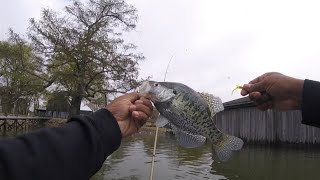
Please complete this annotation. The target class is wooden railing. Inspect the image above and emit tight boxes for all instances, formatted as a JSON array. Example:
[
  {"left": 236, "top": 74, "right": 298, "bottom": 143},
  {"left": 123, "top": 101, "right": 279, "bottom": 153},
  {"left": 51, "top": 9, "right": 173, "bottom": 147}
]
[{"left": 0, "top": 116, "right": 51, "bottom": 136}]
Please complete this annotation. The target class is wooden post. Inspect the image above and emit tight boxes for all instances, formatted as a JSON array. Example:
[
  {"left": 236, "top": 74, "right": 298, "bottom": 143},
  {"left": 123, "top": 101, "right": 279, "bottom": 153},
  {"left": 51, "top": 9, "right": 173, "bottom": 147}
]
[
  {"left": 14, "top": 119, "right": 17, "bottom": 135},
  {"left": 3, "top": 120, "right": 6, "bottom": 137}
]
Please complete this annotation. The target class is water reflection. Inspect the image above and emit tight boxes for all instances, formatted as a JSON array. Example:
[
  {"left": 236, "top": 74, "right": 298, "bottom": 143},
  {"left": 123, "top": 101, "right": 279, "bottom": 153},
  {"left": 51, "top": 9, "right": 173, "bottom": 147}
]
[
  {"left": 215, "top": 145, "right": 320, "bottom": 180},
  {"left": 92, "top": 133, "right": 320, "bottom": 180}
]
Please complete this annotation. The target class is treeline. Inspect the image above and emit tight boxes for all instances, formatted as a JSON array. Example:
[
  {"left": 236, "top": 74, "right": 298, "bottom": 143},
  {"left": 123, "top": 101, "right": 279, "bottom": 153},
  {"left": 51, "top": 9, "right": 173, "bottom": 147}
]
[{"left": 0, "top": 0, "right": 144, "bottom": 117}]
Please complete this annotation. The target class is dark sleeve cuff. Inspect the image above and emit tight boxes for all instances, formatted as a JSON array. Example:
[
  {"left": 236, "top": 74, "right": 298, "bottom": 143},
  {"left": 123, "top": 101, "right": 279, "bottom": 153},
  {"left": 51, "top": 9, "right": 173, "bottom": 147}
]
[
  {"left": 68, "top": 108, "right": 122, "bottom": 158},
  {"left": 91, "top": 109, "right": 122, "bottom": 153},
  {"left": 301, "top": 79, "right": 320, "bottom": 128}
]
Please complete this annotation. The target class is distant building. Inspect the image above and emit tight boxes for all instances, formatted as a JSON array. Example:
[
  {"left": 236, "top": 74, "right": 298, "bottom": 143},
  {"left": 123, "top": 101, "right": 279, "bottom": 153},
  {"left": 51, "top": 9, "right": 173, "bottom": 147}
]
[
  {"left": 34, "top": 108, "right": 93, "bottom": 119},
  {"left": 215, "top": 97, "right": 320, "bottom": 144}
]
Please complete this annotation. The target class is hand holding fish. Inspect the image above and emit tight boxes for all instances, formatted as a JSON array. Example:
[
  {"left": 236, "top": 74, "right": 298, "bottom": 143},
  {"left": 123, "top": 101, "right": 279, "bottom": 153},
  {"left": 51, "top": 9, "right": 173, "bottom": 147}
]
[
  {"left": 241, "top": 72, "right": 304, "bottom": 111},
  {"left": 106, "top": 92, "right": 153, "bottom": 138}
]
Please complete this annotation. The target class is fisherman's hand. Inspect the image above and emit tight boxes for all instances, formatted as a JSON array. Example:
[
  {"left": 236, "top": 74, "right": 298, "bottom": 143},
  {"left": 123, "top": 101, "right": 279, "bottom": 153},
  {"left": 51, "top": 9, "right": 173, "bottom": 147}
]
[
  {"left": 240, "top": 72, "right": 304, "bottom": 111},
  {"left": 106, "top": 92, "right": 153, "bottom": 138}
]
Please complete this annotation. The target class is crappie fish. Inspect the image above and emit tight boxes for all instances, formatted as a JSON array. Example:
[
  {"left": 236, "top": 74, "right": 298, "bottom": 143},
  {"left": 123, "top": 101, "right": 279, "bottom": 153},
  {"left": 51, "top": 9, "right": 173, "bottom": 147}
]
[{"left": 139, "top": 81, "right": 244, "bottom": 162}]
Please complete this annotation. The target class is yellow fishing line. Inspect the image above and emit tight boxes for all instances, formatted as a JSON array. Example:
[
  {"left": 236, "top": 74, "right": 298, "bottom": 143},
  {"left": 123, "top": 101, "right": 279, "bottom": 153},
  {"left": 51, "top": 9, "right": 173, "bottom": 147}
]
[{"left": 231, "top": 85, "right": 243, "bottom": 95}]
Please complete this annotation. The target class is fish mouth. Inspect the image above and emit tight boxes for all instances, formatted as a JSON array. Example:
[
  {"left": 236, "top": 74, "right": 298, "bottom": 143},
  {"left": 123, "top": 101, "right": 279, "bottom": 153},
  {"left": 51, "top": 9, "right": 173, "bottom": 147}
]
[{"left": 138, "top": 81, "right": 175, "bottom": 102}]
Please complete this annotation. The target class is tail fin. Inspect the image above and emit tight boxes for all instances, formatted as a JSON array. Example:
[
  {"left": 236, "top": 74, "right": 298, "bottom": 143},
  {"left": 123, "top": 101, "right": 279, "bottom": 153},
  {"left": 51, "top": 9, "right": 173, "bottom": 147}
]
[{"left": 213, "top": 134, "right": 244, "bottom": 162}]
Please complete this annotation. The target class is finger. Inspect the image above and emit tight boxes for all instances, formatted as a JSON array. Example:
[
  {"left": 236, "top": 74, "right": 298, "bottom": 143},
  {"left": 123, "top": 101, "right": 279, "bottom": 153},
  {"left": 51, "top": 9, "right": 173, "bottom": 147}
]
[
  {"left": 132, "top": 111, "right": 148, "bottom": 125},
  {"left": 137, "top": 97, "right": 153, "bottom": 109},
  {"left": 257, "top": 101, "right": 273, "bottom": 111},
  {"left": 138, "top": 92, "right": 152, "bottom": 100},
  {"left": 248, "top": 91, "right": 262, "bottom": 101},
  {"left": 242, "top": 82, "right": 266, "bottom": 95},
  {"left": 133, "top": 104, "right": 153, "bottom": 117},
  {"left": 134, "top": 100, "right": 154, "bottom": 113},
  {"left": 127, "top": 92, "right": 140, "bottom": 103},
  {"left": 240, "top": 76, "right": 263, "bottom": 95},
  {"left": 241, "top": 84, "right": 252, "bottom": 96},
  {"left": 250, "top": 81, "right": 269, "bottom": 93},
  {"left": 249, "top": 92, "right": 272, "bottom": 106},
  {"left": 246, "top": 73, "right": 276, "bottom": 93},
  {"left": 133, "top": 111, "right": 149, "bottom": 121},
  {"left": 129, "top": 105, "right": 137, "bottom": 112},
  {"left": 240, "top": 89, "right": 249, "bottom": 96}
]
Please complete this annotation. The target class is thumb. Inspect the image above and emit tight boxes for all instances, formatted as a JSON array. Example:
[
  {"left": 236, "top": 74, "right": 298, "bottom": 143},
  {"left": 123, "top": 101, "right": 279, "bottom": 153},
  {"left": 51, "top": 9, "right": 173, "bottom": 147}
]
[{"left": 244, "top": 81, "right": 267, "bottom": 93}]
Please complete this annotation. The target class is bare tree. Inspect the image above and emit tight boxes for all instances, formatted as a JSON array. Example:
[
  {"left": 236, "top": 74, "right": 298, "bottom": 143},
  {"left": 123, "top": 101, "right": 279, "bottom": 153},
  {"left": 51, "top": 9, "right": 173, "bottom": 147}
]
[{"left": 28, "top": 0, "right": 144, "bottom": 117}]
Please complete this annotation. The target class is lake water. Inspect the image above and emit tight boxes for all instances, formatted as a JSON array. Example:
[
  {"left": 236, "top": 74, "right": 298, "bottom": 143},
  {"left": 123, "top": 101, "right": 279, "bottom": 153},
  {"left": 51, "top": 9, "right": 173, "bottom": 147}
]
[{"left": 91, "top": 131, "right": 320, "bottom": 180}]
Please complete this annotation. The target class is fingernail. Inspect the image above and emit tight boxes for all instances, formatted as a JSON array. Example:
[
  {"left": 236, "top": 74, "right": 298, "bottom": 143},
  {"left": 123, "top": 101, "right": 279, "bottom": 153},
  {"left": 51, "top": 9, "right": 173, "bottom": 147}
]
[{"left": 240, "top": 90, "right": 247, "bottom": 96}]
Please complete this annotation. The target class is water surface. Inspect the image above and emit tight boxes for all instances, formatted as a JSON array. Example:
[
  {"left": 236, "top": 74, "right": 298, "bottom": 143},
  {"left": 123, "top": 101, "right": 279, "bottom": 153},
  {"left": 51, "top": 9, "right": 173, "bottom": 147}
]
[{"left": 92, "top": 132, "right": 320, "bottom": 180}]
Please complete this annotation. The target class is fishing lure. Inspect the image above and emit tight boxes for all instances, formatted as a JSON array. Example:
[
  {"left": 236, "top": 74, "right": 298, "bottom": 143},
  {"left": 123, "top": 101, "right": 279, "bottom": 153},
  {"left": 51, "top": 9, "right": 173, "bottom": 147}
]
[{"left": 231, "top": 85, "right": 243, "bottom": 95}]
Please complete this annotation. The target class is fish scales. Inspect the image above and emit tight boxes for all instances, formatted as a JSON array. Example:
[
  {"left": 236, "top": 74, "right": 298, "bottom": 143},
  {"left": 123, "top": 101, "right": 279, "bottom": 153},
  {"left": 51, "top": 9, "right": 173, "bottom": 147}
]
[
  {"left": 155, "top": 82, "right": 218, "bottom": 137},
  {"left": 170, "top": 84, "right": 213, "bottom": 136}
]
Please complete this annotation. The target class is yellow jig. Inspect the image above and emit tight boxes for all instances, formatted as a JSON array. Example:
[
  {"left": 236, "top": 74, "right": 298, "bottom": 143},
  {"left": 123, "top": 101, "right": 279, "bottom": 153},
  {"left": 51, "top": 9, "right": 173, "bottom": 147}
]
[{"left": 231, "top": 85, "right": 243, "bottom": 95}]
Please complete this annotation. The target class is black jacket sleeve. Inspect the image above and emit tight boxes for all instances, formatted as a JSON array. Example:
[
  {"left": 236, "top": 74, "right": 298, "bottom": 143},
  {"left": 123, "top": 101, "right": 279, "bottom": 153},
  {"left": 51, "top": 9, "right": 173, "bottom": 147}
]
[
  {"left": 301, "top": 79, "right": 320, "bottom": 128},
  {"left": 0, "top": 108, "right": 121, "bottom": 180}
]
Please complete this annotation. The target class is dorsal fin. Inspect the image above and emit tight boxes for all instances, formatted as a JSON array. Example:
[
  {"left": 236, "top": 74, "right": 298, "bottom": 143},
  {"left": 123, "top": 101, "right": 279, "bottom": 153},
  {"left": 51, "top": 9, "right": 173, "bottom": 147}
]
[{"left": 198, "top": 92, "right": 224, "bottom": 117}]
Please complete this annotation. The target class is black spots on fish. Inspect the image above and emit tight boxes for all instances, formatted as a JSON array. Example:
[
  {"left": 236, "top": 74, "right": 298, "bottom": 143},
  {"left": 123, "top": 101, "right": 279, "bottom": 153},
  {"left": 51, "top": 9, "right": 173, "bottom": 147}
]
[
  {"left": 183, "top": 94, "right": 195, "bottom": 106},
  {"left": 183, "top": 100, "right": 193, "bottom": 109},
  {"left": 190, "top": 112, "right": 198, "bottom": 119},
  {"left": 210, "top": 131, "right": 223, "bottom": 141},
  {"left": 202, "top": 114, "right": 210, "bottom": 121}
]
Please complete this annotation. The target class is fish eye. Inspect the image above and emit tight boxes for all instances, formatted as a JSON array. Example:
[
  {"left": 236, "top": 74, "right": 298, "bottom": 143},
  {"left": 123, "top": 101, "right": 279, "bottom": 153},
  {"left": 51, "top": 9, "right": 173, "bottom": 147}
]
[
  {"left": 154, "top": 83, "right": 159, "bottom": 87},
  {"left": 173, "top": 89, "right": 177, "bottom": 94}
]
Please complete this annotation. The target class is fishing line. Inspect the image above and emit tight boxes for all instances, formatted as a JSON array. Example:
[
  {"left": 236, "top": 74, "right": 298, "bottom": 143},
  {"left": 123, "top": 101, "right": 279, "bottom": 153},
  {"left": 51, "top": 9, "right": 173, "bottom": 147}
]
[{"left": 149, "top": 54, "right": 174, "bottom": 180}]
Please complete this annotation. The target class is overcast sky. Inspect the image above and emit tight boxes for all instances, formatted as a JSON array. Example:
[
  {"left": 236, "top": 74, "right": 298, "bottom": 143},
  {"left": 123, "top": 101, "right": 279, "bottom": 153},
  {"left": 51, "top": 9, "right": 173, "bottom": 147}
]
[{"left": 1, "top": 0, "right": 320, "bottom": 103}]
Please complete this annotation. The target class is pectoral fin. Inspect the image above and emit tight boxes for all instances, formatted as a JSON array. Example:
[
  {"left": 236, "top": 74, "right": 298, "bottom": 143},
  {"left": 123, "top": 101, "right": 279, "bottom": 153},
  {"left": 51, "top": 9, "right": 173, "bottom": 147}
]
[{"left": 171, "top": 124, "right": 206, "bottom": 148}]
